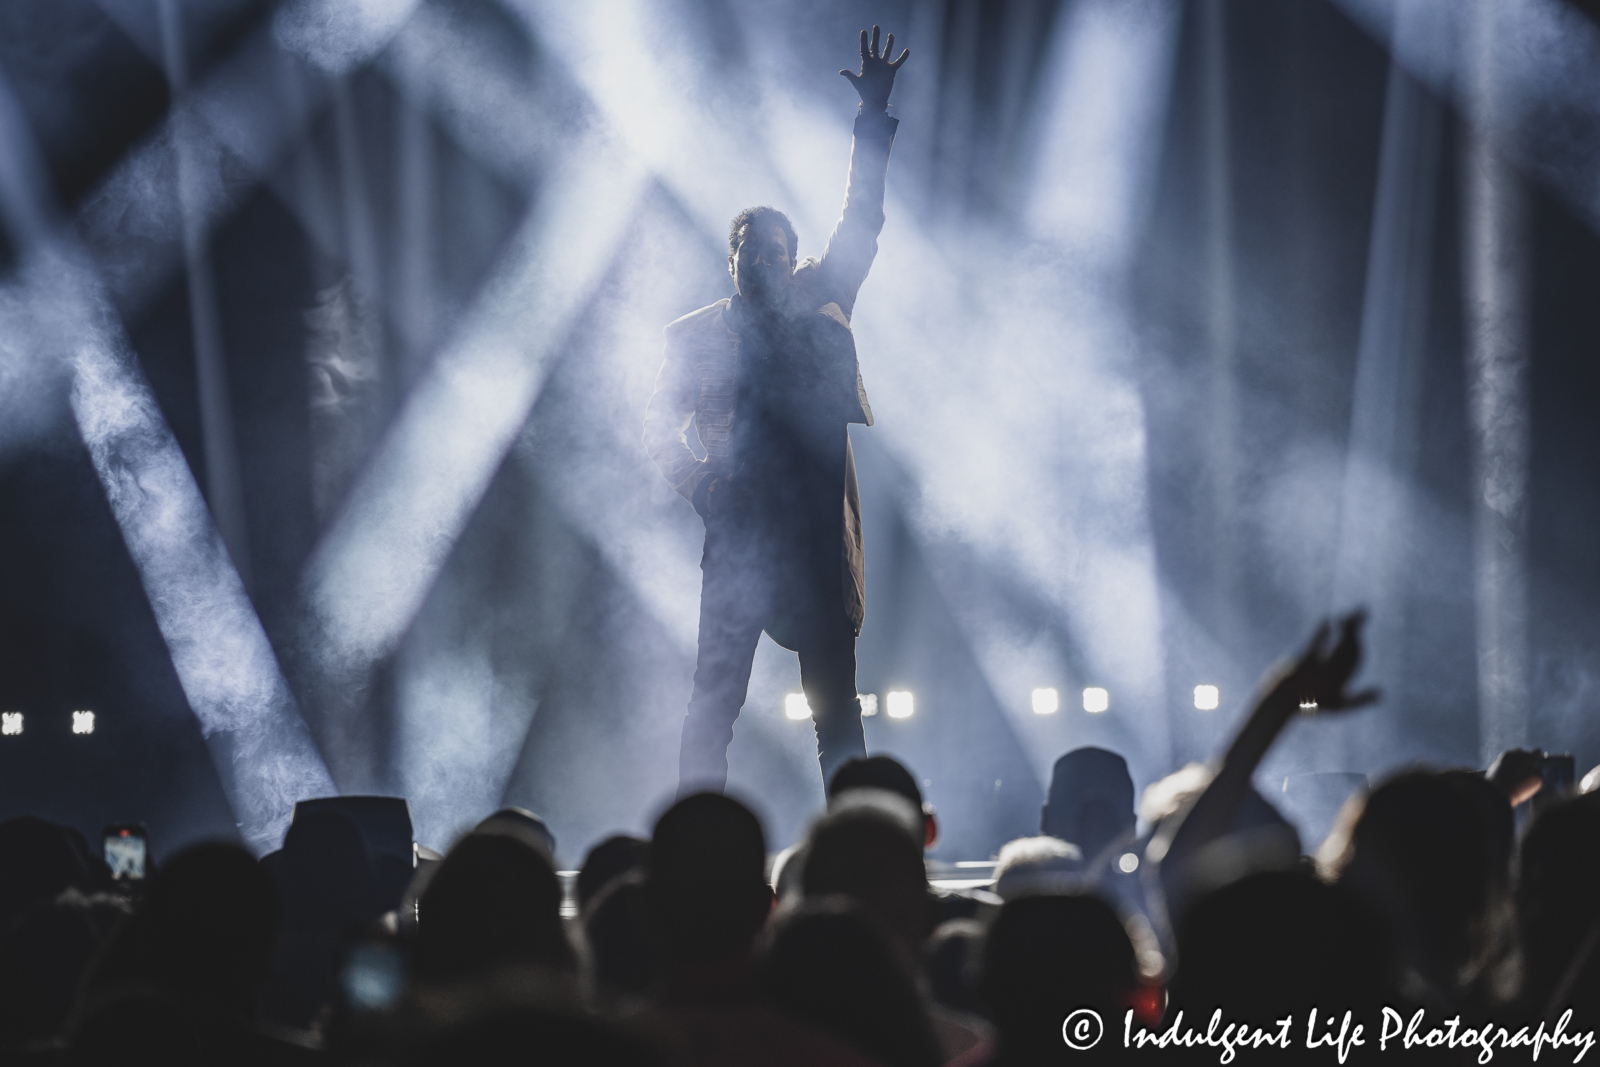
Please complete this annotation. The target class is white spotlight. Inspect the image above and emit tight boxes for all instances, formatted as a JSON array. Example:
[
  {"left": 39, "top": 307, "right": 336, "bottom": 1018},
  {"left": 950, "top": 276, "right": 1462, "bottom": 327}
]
[
  {"left": 784, "top": 693, "right": 811, "bottom": 721},
  {"left": 1193, "top": 685, "right": 1219, "bottom": 710},
  {"left": 859, "top": 693, "right": 878, "bottom": 717},
  {"left": 1298, "top": 700, "right": 1318, "bottom": 711},
  {"left": 72, "top": 710, "right": 95, "bottom": 735},
  {"left": 1081, "top": 687, "right": 1109, "bottom": 714},
  {"left": 1032, "top": 687, "right": 1060, "bottom": 715},
  {"left": 1118, "top": 852, "right": 1140, "bottom": 873},
  {"left": 886, "top": 691, "right": 914, "bottom": 719},
  {"left": 1, "top": 712, "right": 21, "bottom": 736}
]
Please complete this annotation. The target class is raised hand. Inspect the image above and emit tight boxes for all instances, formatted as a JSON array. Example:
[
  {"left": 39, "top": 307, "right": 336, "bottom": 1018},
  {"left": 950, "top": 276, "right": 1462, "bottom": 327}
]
[
  {"left": 840, "top": 25, "right": 909, "bottom": 112},
  {"left": 1275, "top": 610, "right": 1381, "bottom": 715}
]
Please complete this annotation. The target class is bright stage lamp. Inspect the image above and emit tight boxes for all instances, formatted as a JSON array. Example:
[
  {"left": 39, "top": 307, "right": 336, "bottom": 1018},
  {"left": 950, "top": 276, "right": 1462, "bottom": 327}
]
[
  {"left": 859, "top": 693, "right": 878, "bottom": 717},
  {"left": 1031, "top": 687, "right": 1060, "bottom": 714},
  {"left": 1, "top": 712, "right": 20, "bottom": 736},
  {"left": 886, "top": 691, "right": 914, "bottom": 719},
  {"left": 72, "top": 711, "right": 95, "bottom": 735},
  {"left": 1082, "top": 687, "right": 1109, "bottom": 713},
  {"left": 1194, "top": 685, "right": 1219, "bottom": 710},
  {"left": 784, "top": 693, "right": 811, "bottom": 721}
]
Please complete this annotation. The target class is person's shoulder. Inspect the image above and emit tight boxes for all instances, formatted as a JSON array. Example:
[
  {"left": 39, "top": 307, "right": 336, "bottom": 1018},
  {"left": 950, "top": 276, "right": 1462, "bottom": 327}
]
[{"left": 665, "top": 299, "right": 731, "bottom": 338}]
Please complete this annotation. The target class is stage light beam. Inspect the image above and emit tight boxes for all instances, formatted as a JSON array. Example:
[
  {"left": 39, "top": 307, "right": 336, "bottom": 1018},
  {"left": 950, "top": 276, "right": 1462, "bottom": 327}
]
[
  {"left": 299, "top": 132, "right": 649, "bottom": 784},
  {"left": 0, "top": 68, "right": 337, "bottom": 855}
]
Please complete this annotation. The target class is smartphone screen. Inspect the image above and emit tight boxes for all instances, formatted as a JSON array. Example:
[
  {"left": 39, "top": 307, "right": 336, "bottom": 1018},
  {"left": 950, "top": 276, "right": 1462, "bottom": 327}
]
[{"left": 103, "top": 825, "right": 147, "bottom": 881}]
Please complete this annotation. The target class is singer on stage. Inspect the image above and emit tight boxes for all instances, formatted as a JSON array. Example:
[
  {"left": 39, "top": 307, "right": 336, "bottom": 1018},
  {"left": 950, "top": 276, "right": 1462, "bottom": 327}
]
[{"left": 644, "top": 27, "right": 908, "bottom": 793}]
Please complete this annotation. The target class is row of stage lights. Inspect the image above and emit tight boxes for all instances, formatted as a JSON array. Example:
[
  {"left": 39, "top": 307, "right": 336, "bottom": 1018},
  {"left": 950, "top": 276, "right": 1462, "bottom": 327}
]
[
  {"left": 1, "top": 710, "right": 97, "bottom": 736},
  {"left": 784, "top": 691, "right": 916, "bottom": 721},
  {"left": 781, "top": 684, "right": 1225, "bottom": 721},
  {"left": 1028, "top": 684, "right": 1224, "bottom": 714},
  {"left": 10, "top": 688, "right": 1230, "bottom": 735}
]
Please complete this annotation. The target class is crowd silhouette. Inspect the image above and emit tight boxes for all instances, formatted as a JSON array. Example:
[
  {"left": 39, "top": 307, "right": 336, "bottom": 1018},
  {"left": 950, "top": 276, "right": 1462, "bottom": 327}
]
[{"left": 3, "top": 613, "right": 1599, "bottom": 1065}]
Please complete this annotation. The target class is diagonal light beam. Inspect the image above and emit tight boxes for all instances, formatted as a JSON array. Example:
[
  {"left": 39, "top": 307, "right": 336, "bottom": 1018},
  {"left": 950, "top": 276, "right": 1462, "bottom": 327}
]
[
  {"left": 0, "top": 70, "right": 335, "bottom": 855},
  {"left": 297, "top": 127, "right": 650, "bottom": 781}
]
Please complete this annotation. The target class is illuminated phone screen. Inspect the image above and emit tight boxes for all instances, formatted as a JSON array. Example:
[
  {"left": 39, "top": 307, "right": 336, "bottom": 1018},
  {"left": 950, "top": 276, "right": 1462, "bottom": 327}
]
[{"left": 104, "top": 832, "right": 146, "bottom": 880}]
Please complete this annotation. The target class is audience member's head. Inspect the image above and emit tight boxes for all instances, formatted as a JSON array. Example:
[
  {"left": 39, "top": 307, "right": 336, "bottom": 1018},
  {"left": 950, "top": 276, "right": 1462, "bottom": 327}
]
[
  {"left": 474, "top": 808, "right": 558, "bottom": 864},
  {"left": 1042, "top": 747, "right": 1136, "bottom": 863},
  {"left": 0, "top": 889, "right": 129, "bottom": 1048},
  {"left": 1517, "top": 791, "right": 1600, "bottom": 1016},
  {"left": 1324, "top": 769, "right": 1498, "bottom": 999},
  {"left": 1171, "top": 870, "right": 1393, "bottom": 1017},
  {"left": 992, "top": 836, "right": 1084, "bottom": 901},
  {"left": 830, "top": 755, "right": 937, "bottom": 849},
  {"left": 923, "top": 918, "right": 986, "bottom": 1017},
  {"left": 1442, "top": 769, "right": 1515, "bottom": 893},
  {"left": 583, "top": 872, "right": 655, "bottom": 1001},
  {"left": 981, "top": 894, "right": 1137, "bottom": 1058},
  {"left": 0, "top": 816, "right": 96, "bottom": 932},
  {"left": 759, "top": 898, "right": 943, "bottom": 1067},
  {"left": 645, "top": 793, "right": 770, "bottom": 972},
  {"left": 577, "top": 835, "right": 649, "bottom": 913},
  {"left": 416, "top": 832, "right": 575, "bottom": 982},
  {"left": 82, "top": 842, "right": 276, "bottom": 1018},
  {"left": 801, "top": 790, "right": 932, "bottom": 959}
]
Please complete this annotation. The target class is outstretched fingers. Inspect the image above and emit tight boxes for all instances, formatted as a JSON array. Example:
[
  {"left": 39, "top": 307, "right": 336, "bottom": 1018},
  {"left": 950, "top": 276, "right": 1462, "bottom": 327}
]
[
  {"left": 860, "top": 27, "right": 870, "bottom": 61},
  {"left": 870, "top": 24, "right": 881, "bottom": 58},
  {"left": 890, "top": 47, "right": 910, "bottom": 69},
  {"left": 1311, "top": 609, "right": 1378, "bottom": 710}
]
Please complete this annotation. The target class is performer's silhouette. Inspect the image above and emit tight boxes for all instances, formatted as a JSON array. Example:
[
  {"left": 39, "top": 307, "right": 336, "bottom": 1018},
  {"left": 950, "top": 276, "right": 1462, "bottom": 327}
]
[{"left": 644, "top": 27, "right": 909, "bottom": 793}]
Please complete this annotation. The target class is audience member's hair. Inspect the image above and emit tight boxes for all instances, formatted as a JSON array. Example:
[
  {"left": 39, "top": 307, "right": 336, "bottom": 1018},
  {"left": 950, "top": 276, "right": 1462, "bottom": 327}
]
[
  {"left": 645, "top": 793, "right": 770, "bottom": 967},
  {"left": 1326, "top": 769, "right": 1498, "bottom": 1001},
  {"left": 80, "top": 842, "right": 275, "bottom": 1018},
  {"left": 0, "top": 889, "right": 129, "bottom": 1048},
  {"left": 923, "top": 918, "right": 986, "bottom": 1017},
  {"left": 583, "top": 872, "right": 655, "bottom": 1000},
  {"left": 830, "top": 756, "right": 935, "bottom": 849},
  {"left": 829, "top": 755, "right": 924, "bottom": 809},
  {"left": 475, "top": 808, "right": 558, "bottom": 863},
  {"left": 416, "top": 832, "right": 575, "bottom": 982},
  {"left": 982, "top": 894, "right": 1136, "bottom": 1060},
  {"left": 1518, "top": 791, "right": 1600, "bottom": 1017},
  {"left": 801, "top": 790, "right": 931, "bottom": 956},
  {"left": 0, "top": 817, "right": 97, "bottom": 932},
  {"left": 1171, "top": 870, "right": 1393, "bottom": 1016},
  {"left": 759, "top": 898, "right": 943, "bottom": 1067},
  {"left": 577, "top": 835, "right": 648, "bottom": 913},
  {"left": 992, "top": 836, "right": 1084, "bottom": 901}
]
